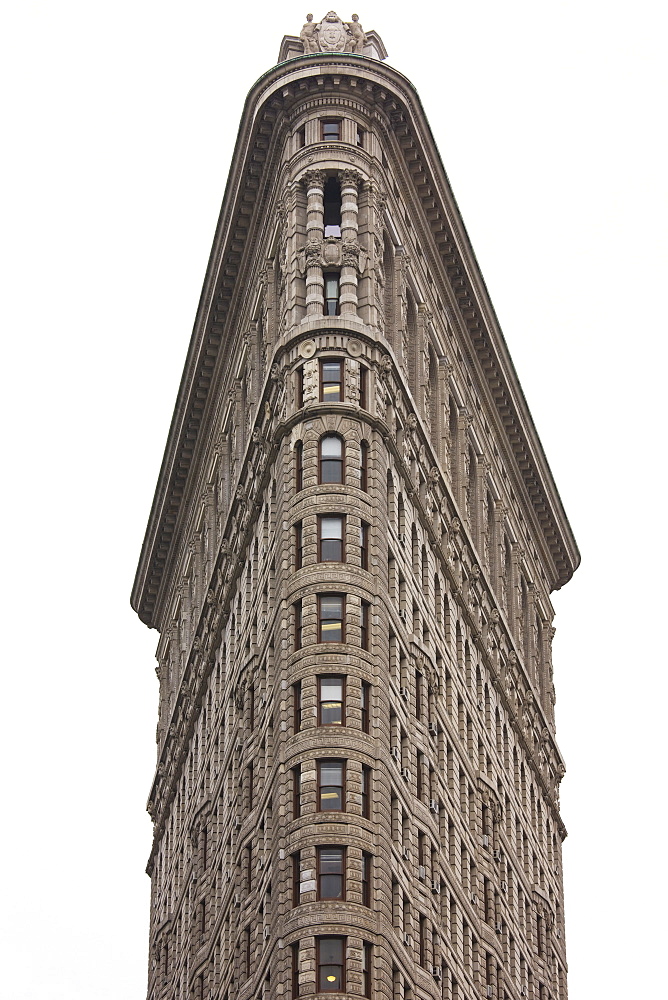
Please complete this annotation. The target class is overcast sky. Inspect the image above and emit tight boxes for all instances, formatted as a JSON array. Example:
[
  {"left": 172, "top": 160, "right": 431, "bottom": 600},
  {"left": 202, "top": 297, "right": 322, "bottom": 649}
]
[{"left": 1, "top": 1, "right": 666, "bottom": 997}]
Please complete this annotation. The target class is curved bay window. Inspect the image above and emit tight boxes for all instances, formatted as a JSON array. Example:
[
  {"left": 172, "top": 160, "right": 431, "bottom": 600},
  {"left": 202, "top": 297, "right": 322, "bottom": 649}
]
[
  {"left": 318, "top": 593, "right": 344, "bottom": 642},
  {"left": 319, "top": 515, "right": 344, "bottom": 561},
  {"left": 323, "top": 273, "right": 341, "bottom": 316},
  {"left": 319, "top": 435, "right": 344, "bottom": 484},
  {"left": 318, "top": 759, "right": 345, "bottom": 811},
  {"left": 317, "top": 846, "right": 345, "bottom": 900},
  {"left": 318, "top": 675, "right": 344, "bottom": 725},
  {"left": 317, "top": 937, "right": 345, "bottom": 992},
  {"left": 320, "top": 359, "right": 343, "bottom": 401}
]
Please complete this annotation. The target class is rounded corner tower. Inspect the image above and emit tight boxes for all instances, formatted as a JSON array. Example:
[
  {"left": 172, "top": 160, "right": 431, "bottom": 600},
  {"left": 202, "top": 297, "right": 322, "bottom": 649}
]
[{"left": 132, "top": 12, "right": 579, "bottom": 1000}]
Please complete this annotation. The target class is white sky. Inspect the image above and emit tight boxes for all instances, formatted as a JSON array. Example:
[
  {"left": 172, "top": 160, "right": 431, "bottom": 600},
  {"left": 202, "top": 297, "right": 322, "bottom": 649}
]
[{"left": 1, "top": 1, "right": 666, "bottom": 997}]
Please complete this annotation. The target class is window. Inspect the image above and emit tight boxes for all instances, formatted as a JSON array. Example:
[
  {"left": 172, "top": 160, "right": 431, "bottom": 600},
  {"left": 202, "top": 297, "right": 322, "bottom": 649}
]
[
  {"left": 320, "top": 359, "right": 343, "bottom": 401},
  {"left": 359, "top": 440, "right": 369, "bottom": 491},
  {"left": 295, "top": 441, "right": 304, "bottom": 491},
  {"left": 356, "top": 126, "right": 365, "bottom": 149},
  {"left": 292, "top": 851, "right": 301, "bottom": 906},
  {"left": 361, "top": 765, "right": 371, "bottom": 818},
  {"left": 294, "top": 599, "right": 303, "bottom": 650},
  {"left": 293, "top": 681, "right": 302, "bottom": 733},
  {"left": 362, "top": 942, "right": 372, "bottom": 998},
  {"left": 292, "top": 765, "right": 301, "bottom": 818},
  {"left": 360, "top": 521, "right": 369, "bottom": 570},
  {"left": 319, "top": 435, "right": 344, "bottom": 484},
  {"left": 291, "top": 942, "right": 300, "bottom": 998},
  {"left": 323, "top": 176, "right": 342, "bottom": 237},
  {"left": 319, "top": 515, "right": 344, "bottom": 561},
  {"left": 359, "top": 365, "right": 368, "bottom": 409},
  {"left": 318, "top": 759, "right": 345, "bottom": 811},
  {"left": 318, "top": 675, "right": 345, "bottom": 725},
  {"left": 323, "top": 273, "right": 340, "bottom": 316},
  {"left": 317, "top": 846, "right": 345, "bottom": 900},
  {"left": 360, "top": 681, "right": 370, "bottom": 734},
  {"left": 318, "top": 594, "right": 344, "bottom": 642},
  {"left": 297, "top": 126, "right": 306, "bottom": 149},
  {"left": 317, "top": 937, "right": 345, "bottom": 992},
  {"left": 321, "top": 119, "right": 341, "bottom": 142},
  {"left": 295, "top": 521, "right": 303, "bottom": 569},
  {"left": 296, "top": 365, "right": 304, "bottom": 408},
  {"left": 360, "top": 600, "right": 370, "bottom": 651},
  {"left": 361, "top": 853, "right": 372, "bottom": 908}
]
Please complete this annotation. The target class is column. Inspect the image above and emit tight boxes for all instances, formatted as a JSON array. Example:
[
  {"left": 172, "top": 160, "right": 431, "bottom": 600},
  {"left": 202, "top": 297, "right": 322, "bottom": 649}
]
[
  {"left": 304, "top": 170, "right": 325, "bottom": 315},
  {"left": 338, "top": 169, "right": 361, "bottom": 316}
]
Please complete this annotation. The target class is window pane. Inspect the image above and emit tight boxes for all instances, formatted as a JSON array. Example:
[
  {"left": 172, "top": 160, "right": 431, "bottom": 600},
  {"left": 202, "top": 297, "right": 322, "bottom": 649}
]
[
  {"left": 321, "top": 676, "right": 343, "bottom": 701},
  {"left": 319, "top": 937, "right": 343, "bottom": 963},
  {"left": 321, "top": 436, "right": 342, "bottom": 458},
  {"left": 320, "top": 847, "right": 344, "bottom": 872},
  {"left": 321, "top": 459, "right": 343, "bottom": 483},
  {"left": 320, "top": 762, "right": 343, "bottom": 785}
]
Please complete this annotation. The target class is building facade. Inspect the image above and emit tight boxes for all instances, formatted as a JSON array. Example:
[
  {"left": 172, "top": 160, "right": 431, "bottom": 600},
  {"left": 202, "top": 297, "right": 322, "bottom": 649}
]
[{"left": 131, "top": 14, "right": 579, "bottom": 1000}]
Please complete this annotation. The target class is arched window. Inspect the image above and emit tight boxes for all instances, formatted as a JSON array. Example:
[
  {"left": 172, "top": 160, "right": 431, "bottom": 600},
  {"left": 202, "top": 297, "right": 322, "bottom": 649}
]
[{"left": 319, "top": 435, "right": 344, "bottom": 483}]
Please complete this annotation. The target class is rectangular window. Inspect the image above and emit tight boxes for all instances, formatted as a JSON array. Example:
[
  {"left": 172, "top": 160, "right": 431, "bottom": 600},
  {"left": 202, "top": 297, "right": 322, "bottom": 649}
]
[
  {"left": 318, "top": 675, "right": 345, "bottom": 725},
  {"left": 295, "top": 441, "right": 304, "bottom": 492},
  {"left": 362, "top": 853, "right": 372, "bottom": 908},
  {"left": 323, "top": 273, "right": 340, "bottom": 316},
  {"left": 361, "top": 764, "right": 371, "bottom": 818},
  {"left": 360, "top": 521, "right": 369, "bottom": 570},
  {"left": 317, "top": 846, "right": 345, "bottom": 900},
  {"left": 292, "top": 851, "right": 301, "bottom": 906},
  {"left": 360, "top": 600, "right": 370, "bottom": 651},
  {"left": 321, "top": 119, "right": 341, "bottom": 141},
  {"left": 320, "top": 360, "right": 343, "bottom": 402},
  {"left": 293, "top": 681, "right": 302, "bottom": 733},
  {"left": 318, "top": 593, "right": 344, "bottom": 642},
  {"left": 293, "top": 765, "right": 302, "bottom": 819},
  {"left": 362, "top": 942, "right": 372, "bottom": 998},
  {"left": 294, "top": 599, "right": 303, "bottom": 650},
  {"left": 356, "top": 126, "right": 365, "bottom": 149},
  {"left": 359, "top": 441, "right": 368, "bottom": 491},
  {"left": 318, "top": 759, "right": 345, "bottom": 812},
  {"left": 297, "top": 126, "right": 306, "bottom": 149},
  {"left": 359, "top": 365, "right": 368, "bottom": 409},
  {"left": 292, "top": 942, "right": 300, "bottom": 998},
  {"left": 319, "top": 515, "right": 345, "bottom": 561},
  {"left": 296, "top": 365, "right": 305, "bottom": 408},
  {"left": 295, "top": 521, "right": 303, "bottom": 569},
  {"left": 317, "top": 937, "right": 345, "bottom": 992},
  {"left": 361, "top": 681, "right": 370, "bottom": 734}
]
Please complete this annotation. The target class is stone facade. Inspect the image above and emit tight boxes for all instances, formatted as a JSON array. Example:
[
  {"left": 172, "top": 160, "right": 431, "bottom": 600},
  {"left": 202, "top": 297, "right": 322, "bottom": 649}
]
[{"left": 131, "top": 16, "right": 579, "bottom": 1000}]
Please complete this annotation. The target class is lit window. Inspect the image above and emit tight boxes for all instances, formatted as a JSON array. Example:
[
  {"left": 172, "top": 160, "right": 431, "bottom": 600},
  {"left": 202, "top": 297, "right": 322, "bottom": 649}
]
[
  {"left": 323, "top": 273, "right": 340, "bottom": 315},
  {"left": 317, "top": 846, "right": 345, "bottom": 900},
  {"left": 319, "top": 435, "right": 344, "bottom": 484},
  {"left": 319, "top": 515, "right": 345, "bottom": 561},
  {"left": 319, "top": 675, "right": 344, "bottom": 725},
  {"left": 318, "top": 594, "right": 344, "bottom": 642},
  {"left": 320, "top": 359, "right": 343, "bottom": 401},
  {"left": 318, "top": 759, "right": 345, "bottom": 811},
  {"left": 317, "top": 937, "right": 345, "bottom": 992},
  {"left": 321, "top": 119, "right": 341, "bottom": 142}
]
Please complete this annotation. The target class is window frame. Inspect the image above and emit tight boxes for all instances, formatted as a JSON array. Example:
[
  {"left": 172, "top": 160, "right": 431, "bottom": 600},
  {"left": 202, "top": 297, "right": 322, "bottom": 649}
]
[
  {"left": 317, "top": 593, "right": 345, "bottom": 643},
  {"left": 360, "top": 680, "right": 370, "bottom": 734},
  {"left": 317, "top": 936, "right": 346, "bottom": 993},
  {"left": 362, "top": 942, "right": 372, "bottom": 998},
  {"left": 319, "top": 434, "right": 344, "bottom": 485},
  {"left": 359, "top": 440, "right": 369, "bottom": 492},
  {"left": 318, "top": 674, "right": 345, "bottom": 726},
  {"left": 295, "top": 441, "right": 304, "bottom": 492},
  {"left": 320, "top": 358, "right": 344, "bottom": 403},
  {"left": 294, "top": 599, "right": 303, "bottom": 651},
  {"left": 292, "top": 851, "right": 301, "bottom": 907},
  {"left": 293, "top": 680, "right": 302, "bottom": 733},
  {"left": 360, "top": 521, "right": 369, "bottom": 570},
  {"left": 323, "top": 272, "right": 341, "bottom": 316},
  {"left": 320, "top": 118, "right": 342, "bottom": 142},
  {"left": 361, "top": 853, "right": 372, "bottom": 908},
  {"left": 361, "top": 764, "right": 371, "bottom": 819},
  {"left": 295, "top": 520, "right": 303, "bottom": 570},
  {"left": 317, "top": 758, "right": 346, "bottom": 813},
  {"left": 318, "top": 514, "right": 345, "bottom": 562},
  {"left": 360, "top": 600, "right": 370, "bottom": 651},
  {"left": 317, "top": 845, "right": 346, "bottom": 901},
  {"left": 292, "top": 764, "right": 302, "bottom": 819}
]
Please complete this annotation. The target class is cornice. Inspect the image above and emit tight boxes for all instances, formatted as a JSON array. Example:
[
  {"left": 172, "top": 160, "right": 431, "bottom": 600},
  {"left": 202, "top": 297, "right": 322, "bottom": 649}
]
[{"left": 132, "top": 51, "right": 579, "bottom": 632}]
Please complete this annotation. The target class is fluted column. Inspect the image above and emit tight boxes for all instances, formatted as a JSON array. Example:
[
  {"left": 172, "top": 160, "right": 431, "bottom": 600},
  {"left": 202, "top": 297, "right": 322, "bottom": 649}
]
[
  {"left": 338, "top": 169, "right": 361, "bottom": 315},
  {"left": 304, "top": 170, "right": 325, "bottom": 315}
]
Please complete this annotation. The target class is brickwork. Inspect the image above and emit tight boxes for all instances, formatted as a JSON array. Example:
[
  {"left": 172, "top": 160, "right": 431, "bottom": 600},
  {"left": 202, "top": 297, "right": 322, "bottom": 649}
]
[{"left": 132, "top": 21, "right": 578, "bottom": 1000}]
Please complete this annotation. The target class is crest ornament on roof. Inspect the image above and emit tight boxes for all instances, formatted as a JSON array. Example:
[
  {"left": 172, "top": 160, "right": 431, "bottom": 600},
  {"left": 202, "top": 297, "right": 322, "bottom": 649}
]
[{"left": 300, "top": 12, "right": 367, "bottom": 54}]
